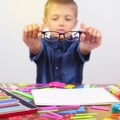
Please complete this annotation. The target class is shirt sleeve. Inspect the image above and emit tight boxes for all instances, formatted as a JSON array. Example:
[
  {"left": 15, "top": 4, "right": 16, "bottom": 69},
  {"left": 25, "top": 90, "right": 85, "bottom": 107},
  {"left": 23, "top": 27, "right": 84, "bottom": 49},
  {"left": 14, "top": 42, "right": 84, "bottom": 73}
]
[
  {"left": 76, "top": 43, "right": 90, "bottom": 63},
  {"left": 30, "top": 42, "right": 44, "bottom": 62}
]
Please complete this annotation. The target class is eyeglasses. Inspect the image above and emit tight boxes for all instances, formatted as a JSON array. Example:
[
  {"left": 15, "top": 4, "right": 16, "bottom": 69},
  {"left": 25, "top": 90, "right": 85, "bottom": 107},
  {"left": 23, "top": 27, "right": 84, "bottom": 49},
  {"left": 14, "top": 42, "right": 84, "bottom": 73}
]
[{"left": 41, "top": 30, "right": 82, "bottom": 42}]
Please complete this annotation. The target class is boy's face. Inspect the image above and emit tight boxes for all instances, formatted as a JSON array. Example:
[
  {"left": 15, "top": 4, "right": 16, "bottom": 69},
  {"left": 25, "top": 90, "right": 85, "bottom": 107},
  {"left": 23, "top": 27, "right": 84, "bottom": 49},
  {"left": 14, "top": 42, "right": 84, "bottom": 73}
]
[{"left": 44, "top": 4, "right": 78, "bottom": 39}]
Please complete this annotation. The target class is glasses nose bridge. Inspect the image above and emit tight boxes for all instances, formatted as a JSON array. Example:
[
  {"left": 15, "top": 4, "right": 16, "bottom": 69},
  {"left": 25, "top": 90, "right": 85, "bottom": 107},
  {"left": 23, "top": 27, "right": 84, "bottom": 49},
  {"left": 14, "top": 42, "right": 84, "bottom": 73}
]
[{"left": 59, "top": 33, "right": 65, "bottom": 38}]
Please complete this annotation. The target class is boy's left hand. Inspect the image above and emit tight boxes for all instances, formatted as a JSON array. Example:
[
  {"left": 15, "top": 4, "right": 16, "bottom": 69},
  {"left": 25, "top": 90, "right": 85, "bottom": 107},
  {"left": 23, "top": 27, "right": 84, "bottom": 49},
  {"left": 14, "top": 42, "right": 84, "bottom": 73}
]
[{"left": 80, "top": 23, "right": 102, "bottom": 53}]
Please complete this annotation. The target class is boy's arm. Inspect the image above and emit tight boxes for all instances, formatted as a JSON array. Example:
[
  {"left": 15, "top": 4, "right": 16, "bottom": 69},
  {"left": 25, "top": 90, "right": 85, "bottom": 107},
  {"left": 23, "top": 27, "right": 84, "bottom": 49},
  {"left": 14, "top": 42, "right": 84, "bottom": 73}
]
[
  {"left": 22, "top": 23, "right": 44, "bottom": 55},
  {"left": 79, "top": 23, "right": 102, "bottom": 55}
]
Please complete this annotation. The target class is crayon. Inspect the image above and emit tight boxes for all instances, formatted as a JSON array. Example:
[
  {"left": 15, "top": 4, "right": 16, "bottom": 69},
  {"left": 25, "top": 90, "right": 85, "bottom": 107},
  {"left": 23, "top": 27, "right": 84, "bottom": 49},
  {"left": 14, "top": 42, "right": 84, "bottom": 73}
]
[
  {"left": 0, "top": 95, "right": 11, "bottom": 99},
  {"left": 64, "top": 84, "right": 75, "bottom": 88},
  {"left": 1, "top": 83, "right": 7, "bottom": 88},
  {"left": 11, "top": 90, "right": 33, "bottom": 100},
  {"left": 0, "top": 105, "right": 27, "bottom": 113},
  {"left": 58, "top": 109, "right": 77, "bottom": 114},
  {"left": 37, "top": 109, "right": 58, "bottom": 113},
  {"left": 76, "top": 106, "right": 85, "bottom": 112},
  {"left": 8, "top": 83, "right": 19, "bottom": 90},
  {"left": 70, "top": 115, "right": 94, "bottom": 119},
  {"left": 40, "top": 113, "right": 62, "bottom": 119},
  {"left": 75, "top": 113, "right": 97, "bottom": 116},
  {"left": 91, "top": 105, "right": 110, "bottom": 111},
  {"left": 39, "top": 106, "right": 58, "bottom": 110},
  {"left": 91, "top": 84, "right": 96, "bottom": 88},
  {"left": 0, "top": 98, "right": 17, "bottom": 103},
  {"left": 73, "top": 118, "right": 97, "bottom": 120},
  {"left": 8, "top": 116, "right": 23, "bottom": 120},
  {"left": 47, "top": 111, "right": 63, "bottom": 118},
  {"left": 59, "top": 105, "right": 80, "bottom": 109},
  {"left": 84, "top": 84, "right": 91, "bottom": 88},
  {"left": 0, "top": 100, "right": 19, "bottom": 108}
]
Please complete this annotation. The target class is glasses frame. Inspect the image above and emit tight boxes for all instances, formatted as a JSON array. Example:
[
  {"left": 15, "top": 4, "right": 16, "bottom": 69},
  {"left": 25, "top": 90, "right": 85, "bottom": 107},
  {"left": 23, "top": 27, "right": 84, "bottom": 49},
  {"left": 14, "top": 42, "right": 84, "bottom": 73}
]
[{"left": 41, "top": 30, "right": 82, "bottom": 42}]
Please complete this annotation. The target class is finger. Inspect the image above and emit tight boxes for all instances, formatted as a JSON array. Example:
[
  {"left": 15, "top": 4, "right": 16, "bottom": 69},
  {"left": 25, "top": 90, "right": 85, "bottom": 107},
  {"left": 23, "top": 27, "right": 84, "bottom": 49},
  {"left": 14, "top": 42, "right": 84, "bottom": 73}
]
[
  {"left": 92, "top": 29, "right": 102, "bottom": 42},
  {"left": 38, "top": 32, "right": 42, "bottom": 38},
  {"left": 96, "top": 30, "right": 102, "bottom": 41},
  {"left": 95, "top": 31, "right": 102, "bottom": 46},
  {"left": 80, "top": 23, "right": 86, "bottom": 32},
  {"left": 38, "top": 23, "right": 45, "bottom": 38},
  {"left": 86, "top": 27, "right": 93, "bottom": 42},
  {"left": 80, "top": 33, "right": 86, "bottom": 41},
  {"left": 23, "top": 26, "right": 29, "bottom": 38},
  {"left": 27, "top": 24, "right": 33, "bottom": 38},
  {"left": 90, "top": 29, "right": 98, "bottom": 43},
  {"left": 32, "top": 24, "right": 39, "bottom": 39},
  {"left": 80, "top": 23, "right": 87, "bottom": 40}
]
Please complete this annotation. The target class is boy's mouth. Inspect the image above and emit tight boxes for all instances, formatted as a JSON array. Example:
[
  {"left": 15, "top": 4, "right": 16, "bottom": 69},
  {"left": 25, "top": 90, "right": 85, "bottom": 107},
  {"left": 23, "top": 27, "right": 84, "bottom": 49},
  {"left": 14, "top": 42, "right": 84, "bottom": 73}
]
[{"left": 56, "top": 29, "right": 65, "bottom": 33}]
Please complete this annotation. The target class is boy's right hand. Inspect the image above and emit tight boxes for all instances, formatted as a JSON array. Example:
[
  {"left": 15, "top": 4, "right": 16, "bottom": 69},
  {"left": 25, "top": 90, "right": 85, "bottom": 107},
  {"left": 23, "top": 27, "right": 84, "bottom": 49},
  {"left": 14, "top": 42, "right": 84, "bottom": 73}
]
[{"left": 22, "top": 23, "right": 44, "bottom": 54}]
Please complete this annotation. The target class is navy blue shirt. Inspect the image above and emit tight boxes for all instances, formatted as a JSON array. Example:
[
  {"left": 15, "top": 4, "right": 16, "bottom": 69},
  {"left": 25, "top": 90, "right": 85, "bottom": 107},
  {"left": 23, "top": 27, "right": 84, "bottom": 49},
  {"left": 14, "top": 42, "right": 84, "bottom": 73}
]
[{"left": 30, "top": 37, "right": 90, "bottom": 84}]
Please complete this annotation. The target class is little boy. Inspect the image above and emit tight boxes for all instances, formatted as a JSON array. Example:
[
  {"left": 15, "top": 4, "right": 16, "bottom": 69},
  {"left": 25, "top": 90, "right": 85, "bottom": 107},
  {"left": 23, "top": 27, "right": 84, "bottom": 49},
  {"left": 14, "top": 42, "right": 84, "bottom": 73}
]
[{"left": 22, "top": 0, "right": 102, "bottom": 84}]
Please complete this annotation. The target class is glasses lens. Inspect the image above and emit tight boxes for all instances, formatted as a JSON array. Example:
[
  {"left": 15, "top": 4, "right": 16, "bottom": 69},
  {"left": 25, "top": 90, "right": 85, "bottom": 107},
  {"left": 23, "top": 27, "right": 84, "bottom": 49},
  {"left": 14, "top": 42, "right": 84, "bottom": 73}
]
[
  {"left": 65, "top": 31, "right": 79, "bottom": 42},
  {"left": 44, "top": 31, "right": 59, "bottom": 42}
]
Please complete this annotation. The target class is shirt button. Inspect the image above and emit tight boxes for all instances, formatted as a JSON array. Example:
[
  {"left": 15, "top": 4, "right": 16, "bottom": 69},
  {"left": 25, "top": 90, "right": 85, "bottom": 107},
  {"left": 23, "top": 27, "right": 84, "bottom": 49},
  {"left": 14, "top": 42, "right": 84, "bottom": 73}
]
[
  {"left": 59, "top": 42, "right": 62, "bottom": 45},
  {"left": 58, "top": 49, "right": 61, "bottom": 52},
  {"left": 55, "top": 66, "right": 59, "bottom": 70}
]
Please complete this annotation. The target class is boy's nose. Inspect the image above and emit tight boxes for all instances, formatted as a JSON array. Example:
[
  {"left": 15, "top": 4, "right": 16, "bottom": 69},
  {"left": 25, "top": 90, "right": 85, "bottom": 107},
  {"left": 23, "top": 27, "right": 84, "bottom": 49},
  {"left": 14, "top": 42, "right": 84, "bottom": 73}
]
[{"left": 58, "top": 19, "right": 64, "bottom": 26}]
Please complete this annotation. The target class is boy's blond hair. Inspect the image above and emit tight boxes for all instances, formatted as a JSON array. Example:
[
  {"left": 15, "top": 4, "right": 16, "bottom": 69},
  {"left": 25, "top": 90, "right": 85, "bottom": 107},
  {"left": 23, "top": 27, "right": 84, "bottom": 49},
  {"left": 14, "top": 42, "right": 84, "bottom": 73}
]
[{"left": 44, "top": 0, "right": 78, "bottom": 18}]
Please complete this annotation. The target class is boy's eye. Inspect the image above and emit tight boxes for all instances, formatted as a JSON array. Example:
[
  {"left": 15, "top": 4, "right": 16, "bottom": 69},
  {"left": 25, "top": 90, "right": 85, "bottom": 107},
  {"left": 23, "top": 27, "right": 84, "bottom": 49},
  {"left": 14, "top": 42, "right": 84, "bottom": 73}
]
[
  {"left": 65, "top": 18, "right": 72, "bottom": 21},
  {"left": 51, "top": 18, "right": 58, "bottom": 21}
]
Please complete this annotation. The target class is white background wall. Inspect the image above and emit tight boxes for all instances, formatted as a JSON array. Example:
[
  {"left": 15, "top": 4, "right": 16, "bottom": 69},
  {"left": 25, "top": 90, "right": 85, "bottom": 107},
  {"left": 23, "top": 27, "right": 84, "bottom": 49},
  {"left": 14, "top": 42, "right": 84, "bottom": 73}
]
[{"left": 0, "top": 0, "right": 120, "bottom": 84}]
